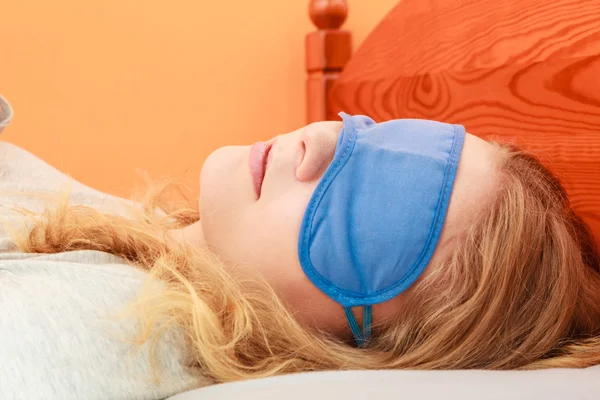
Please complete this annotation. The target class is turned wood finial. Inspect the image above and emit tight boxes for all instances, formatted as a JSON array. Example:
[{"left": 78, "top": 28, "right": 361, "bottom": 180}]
[
  {"left": 309, "top": 0, "right": 348, "bottom": 30},
  {"left": 306, "top": 0, "right": 351, "bottom": 123}
]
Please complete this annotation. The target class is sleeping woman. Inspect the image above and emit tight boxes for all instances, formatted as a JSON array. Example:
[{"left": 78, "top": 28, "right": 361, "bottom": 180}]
[{"left": 1, "top": 94, "right": 599, "bottom": 399}]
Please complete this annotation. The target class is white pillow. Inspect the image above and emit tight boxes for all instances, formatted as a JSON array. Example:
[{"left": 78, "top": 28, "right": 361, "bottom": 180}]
[{"left": 169, "top": 367, "right": 600, "bottom": 400}]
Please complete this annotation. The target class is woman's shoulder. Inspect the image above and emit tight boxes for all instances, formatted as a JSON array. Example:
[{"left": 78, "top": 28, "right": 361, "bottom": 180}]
[
  {"left": 0, "top": 140, "right": 83, "bottom": 199},
  {"left": 0, "top": 137, "right": 135, "bottom": 220},
  {"left": 0, "top": 140, "right": 134, "bottom": 229},
  {"left": 0, "top": 140, "right": 60, "bottom": 180}
]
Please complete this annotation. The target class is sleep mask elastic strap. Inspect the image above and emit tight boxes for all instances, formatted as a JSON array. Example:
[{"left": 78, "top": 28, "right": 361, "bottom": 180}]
[{"left": 344, "top": 305, "right": 372, "bottom": 346}]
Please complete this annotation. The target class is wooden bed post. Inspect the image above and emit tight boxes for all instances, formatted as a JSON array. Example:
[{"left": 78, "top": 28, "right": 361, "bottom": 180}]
[{"left": 305, "top": 0, "right": 352, "bottom": 123}]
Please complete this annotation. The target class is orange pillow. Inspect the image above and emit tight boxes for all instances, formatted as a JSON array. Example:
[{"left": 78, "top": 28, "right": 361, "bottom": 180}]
[{"left": 330, "top": 0, "right": 600, "bottom": 245}]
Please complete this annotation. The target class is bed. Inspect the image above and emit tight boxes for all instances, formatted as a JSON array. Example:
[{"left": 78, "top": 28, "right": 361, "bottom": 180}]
[{"left": 169, "top": 0, "right": 600, "bottom": 398}]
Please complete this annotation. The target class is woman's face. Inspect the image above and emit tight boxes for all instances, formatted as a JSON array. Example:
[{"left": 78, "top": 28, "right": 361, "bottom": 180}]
[
  {"left": 199, "top": 120, "right": 499, "bottom": 336},
  {"left": 200, "top": 121, "right": 349, "bottom": 333}
]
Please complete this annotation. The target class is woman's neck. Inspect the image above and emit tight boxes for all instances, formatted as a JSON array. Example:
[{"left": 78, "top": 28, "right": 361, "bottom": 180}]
[{"left": 170, "top": 220, "right": 206, "bottom": 248}]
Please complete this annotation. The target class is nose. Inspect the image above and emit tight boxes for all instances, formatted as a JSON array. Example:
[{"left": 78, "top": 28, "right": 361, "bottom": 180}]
[{"left": 296, "top": 121, "right": 342, "bottom": 182}]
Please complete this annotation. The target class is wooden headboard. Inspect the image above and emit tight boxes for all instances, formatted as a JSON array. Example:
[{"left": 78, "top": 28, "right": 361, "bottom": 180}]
[
  {"left": 305, "top": 0, "right": 600, "bottom": 244},
  {"left": 305, "top": 0, "right": 351, "bottom": 123}
]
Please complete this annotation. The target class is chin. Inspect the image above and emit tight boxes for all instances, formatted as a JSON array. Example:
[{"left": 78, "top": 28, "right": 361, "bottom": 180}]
[{"left": 199, "top": 145, "right": 248, "bottom": 212}]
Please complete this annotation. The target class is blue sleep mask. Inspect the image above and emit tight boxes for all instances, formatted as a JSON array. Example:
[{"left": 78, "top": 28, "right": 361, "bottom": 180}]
[{"left": 298, "top": 112, "right": 465, "bottom": 345}]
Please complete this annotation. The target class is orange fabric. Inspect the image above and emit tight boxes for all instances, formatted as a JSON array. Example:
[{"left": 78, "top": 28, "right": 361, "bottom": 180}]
[{"left": 332, "top": 0, "right": 600, "bottom": 246}]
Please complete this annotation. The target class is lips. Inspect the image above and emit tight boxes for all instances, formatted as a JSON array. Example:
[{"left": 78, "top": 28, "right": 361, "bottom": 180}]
[{"left": 249, "top": 141, "right": 272, "bottom": 198}]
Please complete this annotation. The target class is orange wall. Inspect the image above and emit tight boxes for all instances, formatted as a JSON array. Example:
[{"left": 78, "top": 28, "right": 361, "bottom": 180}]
[{"left": 1, "top": 0, "right": 398, "bottom": 197}]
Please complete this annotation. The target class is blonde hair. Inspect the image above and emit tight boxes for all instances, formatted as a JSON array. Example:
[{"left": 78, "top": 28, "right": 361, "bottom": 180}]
[{"left": 14, "top": 145, "right": 600, "bottom": 382}]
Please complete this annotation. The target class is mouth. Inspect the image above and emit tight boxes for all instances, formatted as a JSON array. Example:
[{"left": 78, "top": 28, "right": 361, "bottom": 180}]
[{"left": 249, "top": 141, "right": 273, "bottom": 199}]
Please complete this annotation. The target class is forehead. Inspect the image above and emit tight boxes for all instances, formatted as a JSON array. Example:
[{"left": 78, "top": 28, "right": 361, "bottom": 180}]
[{"left": 437, "top": 133, "right": 500, "bottom": 250}]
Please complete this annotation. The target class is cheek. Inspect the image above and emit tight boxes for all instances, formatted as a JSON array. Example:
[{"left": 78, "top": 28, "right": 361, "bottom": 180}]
[
  {"left": 202, "top": 175, "right": 316, "bottom": 276},
  {"left": 255, "top": 181, "right": 319, "bottom": 258},
  {"left": 200, "top": 174, "right": 350, "bottom": 335},
  {"left": 213, "top": 191, "right": 309, "bottom": 270},
  {"left": 253, "top": 198, "right": 306, "bottom": 262}
]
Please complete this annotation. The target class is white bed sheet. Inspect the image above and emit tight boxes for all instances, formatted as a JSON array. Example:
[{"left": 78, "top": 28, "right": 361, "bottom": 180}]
[{"left": 169, "top": 367, "right": 600, "bottom": 400}]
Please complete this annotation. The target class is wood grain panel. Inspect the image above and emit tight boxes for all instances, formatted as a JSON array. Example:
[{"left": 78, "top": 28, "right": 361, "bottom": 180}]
[{"left": 331, "top": 0, "right": 600, "bottom": 245}]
